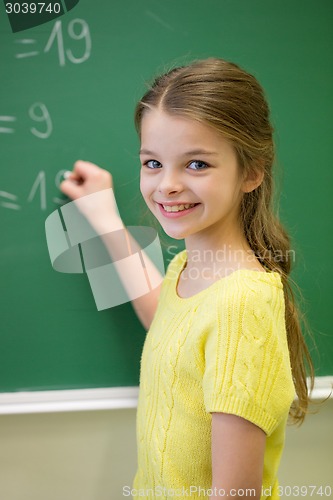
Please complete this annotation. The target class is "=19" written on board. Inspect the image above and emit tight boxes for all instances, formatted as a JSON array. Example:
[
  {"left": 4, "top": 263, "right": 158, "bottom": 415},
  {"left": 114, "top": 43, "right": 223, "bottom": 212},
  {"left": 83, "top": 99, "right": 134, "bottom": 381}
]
[{"left": 13, "top": 19, "right": 91, "bottom": 66}]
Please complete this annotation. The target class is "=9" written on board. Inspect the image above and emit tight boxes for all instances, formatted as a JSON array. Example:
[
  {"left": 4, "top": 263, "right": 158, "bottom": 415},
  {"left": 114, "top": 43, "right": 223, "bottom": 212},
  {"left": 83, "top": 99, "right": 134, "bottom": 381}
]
[{"left": 0, "top": 103, "right": 52, "bottom": 138}]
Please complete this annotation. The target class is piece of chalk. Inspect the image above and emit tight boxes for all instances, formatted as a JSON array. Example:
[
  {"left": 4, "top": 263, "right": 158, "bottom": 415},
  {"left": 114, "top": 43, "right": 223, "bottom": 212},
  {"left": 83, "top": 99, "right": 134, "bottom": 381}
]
[{"left": 63, "top": 171, "right": 82, "bottom": 185}]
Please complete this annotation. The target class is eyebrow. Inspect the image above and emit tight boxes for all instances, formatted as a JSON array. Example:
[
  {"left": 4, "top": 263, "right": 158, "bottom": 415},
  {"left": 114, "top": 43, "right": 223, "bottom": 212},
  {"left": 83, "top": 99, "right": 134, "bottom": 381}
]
[{"left": 139, "top": 148, "right": 218, "bottom": 156}]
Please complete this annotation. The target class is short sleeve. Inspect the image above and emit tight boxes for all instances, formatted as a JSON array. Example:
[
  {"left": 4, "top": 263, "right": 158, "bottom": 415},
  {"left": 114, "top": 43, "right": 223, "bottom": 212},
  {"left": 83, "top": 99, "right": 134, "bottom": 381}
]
[{"left": 202, "top": 278, "right": 295, "bottom": 436}]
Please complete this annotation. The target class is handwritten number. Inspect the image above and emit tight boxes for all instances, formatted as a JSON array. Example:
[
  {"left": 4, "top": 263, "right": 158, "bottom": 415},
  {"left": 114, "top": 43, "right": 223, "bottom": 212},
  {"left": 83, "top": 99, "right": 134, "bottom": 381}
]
[
  {"left": 44, "top": 19, "right": 91, "bottom": 66},
  {"left": 66, "top": 19, "right": 91, "bottom": 64},
  {"left": 29, "top": 103, "right": 53, "bottom": 139},
  {"left": 28, "top": 171, "right": 47, "bottom": 210}
]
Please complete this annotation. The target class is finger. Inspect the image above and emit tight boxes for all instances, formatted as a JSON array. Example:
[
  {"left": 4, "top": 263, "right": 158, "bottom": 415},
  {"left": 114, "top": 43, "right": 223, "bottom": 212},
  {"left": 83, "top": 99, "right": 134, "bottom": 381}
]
[
  {"left": 59, "top": 179, "right": 84, "bottom": 200},
  {"left": 73, "top": 160, "right": 113, "bottom": 188},
  {"left": 72, "top": 160, "right": 101, "bottom": 180},
  {"left": 63, "top": 170, "right": 82, "bottom": 183}
]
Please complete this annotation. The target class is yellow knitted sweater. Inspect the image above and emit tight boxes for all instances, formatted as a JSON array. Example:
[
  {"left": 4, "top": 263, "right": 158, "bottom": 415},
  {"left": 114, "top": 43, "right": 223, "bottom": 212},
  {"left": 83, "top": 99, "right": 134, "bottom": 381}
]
[{"left": 133, "top": 250, "right": 295, "bottom": 499}]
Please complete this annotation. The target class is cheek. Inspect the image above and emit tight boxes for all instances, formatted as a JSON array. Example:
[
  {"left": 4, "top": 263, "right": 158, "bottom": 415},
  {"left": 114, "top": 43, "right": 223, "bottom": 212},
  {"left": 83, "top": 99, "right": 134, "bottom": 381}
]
[
  {"left": 139, "top": 172, "right": 152, "bottom": 202},
  {"left": 199, "top": 180, "right": 223, "bottom": 201},
  {"left": 139, "top": 173, "right": 144, "bottom": 196},
  {"left": 203, "top": 178, "right": 242, "bottom": 209},
  {"left": 139, "top": 169, "right": 146, "bottom": 194}
]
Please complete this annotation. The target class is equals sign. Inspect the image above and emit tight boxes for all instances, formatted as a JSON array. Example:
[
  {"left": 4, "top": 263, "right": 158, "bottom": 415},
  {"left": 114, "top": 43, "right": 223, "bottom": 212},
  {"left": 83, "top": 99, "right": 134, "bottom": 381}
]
[
  {"left": 15, "top": 39, "right": 39, "bottom": 59},
  {"left": 0, "top": 116, "right": 16, "bottom": 134},
  {"left": 0, "top": 191, "right": 21, "bottom": 210}
]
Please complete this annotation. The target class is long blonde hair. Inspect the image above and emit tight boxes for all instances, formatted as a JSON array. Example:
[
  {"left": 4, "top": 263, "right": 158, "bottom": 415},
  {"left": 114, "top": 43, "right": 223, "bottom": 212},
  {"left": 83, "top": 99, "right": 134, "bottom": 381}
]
[{"left": 134, "top": 57, "right": 314, "bottom": 424}]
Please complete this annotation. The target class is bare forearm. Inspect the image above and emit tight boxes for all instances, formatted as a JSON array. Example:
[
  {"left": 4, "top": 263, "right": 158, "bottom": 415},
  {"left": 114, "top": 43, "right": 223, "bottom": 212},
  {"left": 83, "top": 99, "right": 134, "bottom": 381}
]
[
  {"left": 92, "top": 214, "right": 163, "bottom": 330},
  {"left": 60, "top": 163, "right": 163, "bottom": 328}
]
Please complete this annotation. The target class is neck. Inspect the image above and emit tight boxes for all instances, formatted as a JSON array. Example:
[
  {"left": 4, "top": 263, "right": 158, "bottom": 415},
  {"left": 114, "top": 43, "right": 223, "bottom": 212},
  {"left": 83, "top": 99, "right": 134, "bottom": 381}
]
[{"left": 183, "top": 225, "right": 256, "bottom": 273}]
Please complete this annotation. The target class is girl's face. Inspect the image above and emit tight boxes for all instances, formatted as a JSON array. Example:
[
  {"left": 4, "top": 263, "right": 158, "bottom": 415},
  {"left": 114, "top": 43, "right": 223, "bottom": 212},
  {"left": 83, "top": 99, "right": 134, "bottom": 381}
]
[{"left": 139, "top": 109, "right": 247, "bottom": 241}]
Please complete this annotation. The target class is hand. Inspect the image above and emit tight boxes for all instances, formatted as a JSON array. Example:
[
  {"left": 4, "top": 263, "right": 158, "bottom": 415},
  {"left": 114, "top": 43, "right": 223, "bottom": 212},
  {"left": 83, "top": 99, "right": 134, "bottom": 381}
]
[
  {"left": 60, "top": 160, "right": 113, "bottom": 199},
  {"left": 60, "top": 160, "right": 121, "bottom": 232}
]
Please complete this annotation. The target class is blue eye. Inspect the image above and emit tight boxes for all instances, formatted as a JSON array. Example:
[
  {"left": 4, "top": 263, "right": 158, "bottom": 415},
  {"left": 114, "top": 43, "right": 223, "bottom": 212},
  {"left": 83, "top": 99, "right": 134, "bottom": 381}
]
[
  {"left": 188, "top": 160, "right": 209, "bottom": 170},
  {"left": 145, "top": 160, "right": 162, "bottom": 169}
]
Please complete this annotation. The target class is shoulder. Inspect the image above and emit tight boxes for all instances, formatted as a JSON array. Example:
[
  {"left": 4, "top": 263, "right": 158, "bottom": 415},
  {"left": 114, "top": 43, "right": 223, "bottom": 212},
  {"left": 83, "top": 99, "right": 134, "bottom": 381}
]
[
  {"left": 154, "top": 250, "right": 186, "bottom": 302},
  {"left": 219, "top": 269, "right": 284, "bottom": 312},
  {"left": 164, "top": 249, "right": 187, "bottom": 281},
  {"left": 196, "top": 266, "right": 285, "bottom": 314},
  {"left": 203, "top": 270, "right": 287, "bottom": 349}
]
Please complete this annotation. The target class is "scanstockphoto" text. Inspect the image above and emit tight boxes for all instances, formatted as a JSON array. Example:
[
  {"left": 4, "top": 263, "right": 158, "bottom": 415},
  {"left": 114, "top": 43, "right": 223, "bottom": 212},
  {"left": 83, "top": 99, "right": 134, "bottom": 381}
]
[
  {"left": 123, "top": 486, "right": 268, "bottom": 497},
  {"left": 123, "top": 484, "right": 332, "bottom": 497}
]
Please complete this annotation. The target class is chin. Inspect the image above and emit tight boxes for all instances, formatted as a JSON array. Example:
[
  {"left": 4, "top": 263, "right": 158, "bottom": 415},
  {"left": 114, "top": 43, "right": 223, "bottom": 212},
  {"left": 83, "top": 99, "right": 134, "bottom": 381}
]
[{"left": 161, "top": 226, "right": 188, "bottom": 240}]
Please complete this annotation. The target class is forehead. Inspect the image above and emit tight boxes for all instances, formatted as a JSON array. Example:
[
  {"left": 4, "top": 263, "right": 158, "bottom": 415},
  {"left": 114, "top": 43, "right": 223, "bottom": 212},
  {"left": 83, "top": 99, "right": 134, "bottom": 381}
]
[{"left": 140, "top": 109, "right": 227, "bottom": 150}]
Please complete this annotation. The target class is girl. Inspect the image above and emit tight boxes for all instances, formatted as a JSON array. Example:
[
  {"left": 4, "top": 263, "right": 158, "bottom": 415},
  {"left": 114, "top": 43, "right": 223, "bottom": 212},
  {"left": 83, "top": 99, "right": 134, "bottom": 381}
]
[{"left": 61, "top": 58, "right": 314, "bottom": 499}]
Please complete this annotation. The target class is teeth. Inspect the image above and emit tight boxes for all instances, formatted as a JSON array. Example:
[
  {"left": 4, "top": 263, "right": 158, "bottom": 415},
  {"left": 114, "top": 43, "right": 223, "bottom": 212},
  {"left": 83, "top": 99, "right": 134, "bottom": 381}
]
[{"left": 163, "top": 203, "right": 196, "bottom": 212}]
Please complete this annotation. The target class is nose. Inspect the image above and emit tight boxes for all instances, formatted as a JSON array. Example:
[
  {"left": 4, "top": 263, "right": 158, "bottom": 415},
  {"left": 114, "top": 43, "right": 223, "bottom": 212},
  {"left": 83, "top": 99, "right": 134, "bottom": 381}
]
[{"left": 157, "top": 169, "right": 183, "bottom": 196}]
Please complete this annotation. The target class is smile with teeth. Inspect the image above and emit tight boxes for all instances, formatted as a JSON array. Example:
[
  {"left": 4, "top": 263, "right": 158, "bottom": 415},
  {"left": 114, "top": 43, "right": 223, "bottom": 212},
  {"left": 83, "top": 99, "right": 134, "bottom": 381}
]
[{"left": 162, "top": 203, "right": 197, "bottom": 212}]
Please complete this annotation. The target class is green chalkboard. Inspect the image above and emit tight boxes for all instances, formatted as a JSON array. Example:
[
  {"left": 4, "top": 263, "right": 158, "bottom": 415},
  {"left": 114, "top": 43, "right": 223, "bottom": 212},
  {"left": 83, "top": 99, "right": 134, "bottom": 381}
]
[{"left": 1, "top": 0, "right": 332, "bottom": 392}]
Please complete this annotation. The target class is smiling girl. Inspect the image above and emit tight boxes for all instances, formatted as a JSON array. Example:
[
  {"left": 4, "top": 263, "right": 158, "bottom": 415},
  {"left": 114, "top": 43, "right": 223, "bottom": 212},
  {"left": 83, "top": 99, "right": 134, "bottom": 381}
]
[{"left": 61, "top": 58, "right": 314, "bottom": 499}]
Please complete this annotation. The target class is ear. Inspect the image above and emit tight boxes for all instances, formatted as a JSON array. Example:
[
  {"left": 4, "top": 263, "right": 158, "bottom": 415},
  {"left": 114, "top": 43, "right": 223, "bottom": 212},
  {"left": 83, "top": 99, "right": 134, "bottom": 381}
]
[{"left": 241, "top": 167, "right": 265, "bottom": 193}]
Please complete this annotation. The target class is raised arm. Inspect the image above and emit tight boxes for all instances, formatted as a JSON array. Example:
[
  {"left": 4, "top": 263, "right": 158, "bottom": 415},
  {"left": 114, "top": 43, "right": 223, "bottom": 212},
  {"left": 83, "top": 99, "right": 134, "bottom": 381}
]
[{"left": 60, "top": 160, "right": 162, "bottom": 330}]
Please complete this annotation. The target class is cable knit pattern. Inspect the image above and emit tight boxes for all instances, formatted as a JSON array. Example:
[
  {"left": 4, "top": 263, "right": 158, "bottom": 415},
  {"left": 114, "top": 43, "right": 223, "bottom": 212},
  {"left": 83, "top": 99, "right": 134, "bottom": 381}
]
[{"left": 133, "top": 250, "right": 295, "bottom": 499}]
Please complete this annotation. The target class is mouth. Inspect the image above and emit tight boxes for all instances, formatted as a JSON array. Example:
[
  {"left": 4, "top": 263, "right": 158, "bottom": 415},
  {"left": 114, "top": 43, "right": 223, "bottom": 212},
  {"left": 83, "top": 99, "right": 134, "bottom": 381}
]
[
  {"left": 156, "top": 202, "right": 200, "bottom": 217},
  {"left": 161, "top": 202, "right": 198, "bottom": 212}
]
